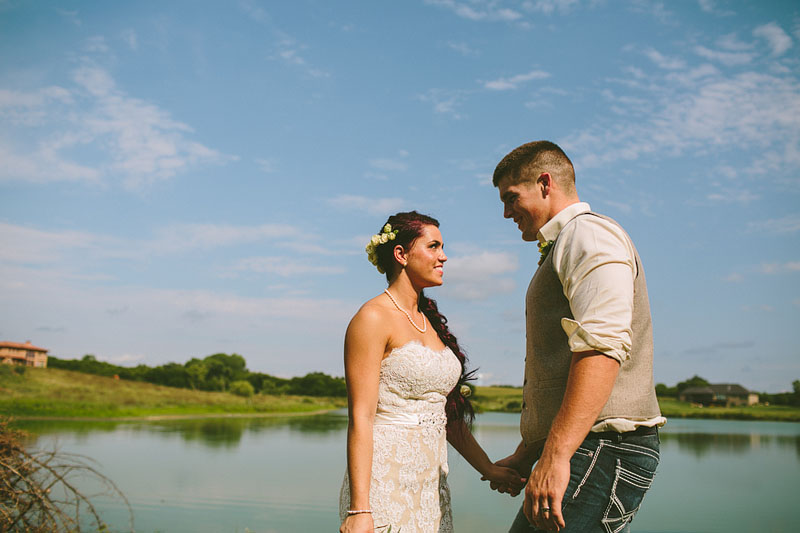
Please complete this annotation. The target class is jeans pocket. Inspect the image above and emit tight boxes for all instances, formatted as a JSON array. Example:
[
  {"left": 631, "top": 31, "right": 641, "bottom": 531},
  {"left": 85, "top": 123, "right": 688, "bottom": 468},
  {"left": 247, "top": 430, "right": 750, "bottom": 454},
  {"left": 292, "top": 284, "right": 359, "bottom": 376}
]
[
  {"left": 565, "top": 443, "right": 600, "bottom": 504},
  {"left": 601, "top": 448, "right": 657, "bottom": 533}
]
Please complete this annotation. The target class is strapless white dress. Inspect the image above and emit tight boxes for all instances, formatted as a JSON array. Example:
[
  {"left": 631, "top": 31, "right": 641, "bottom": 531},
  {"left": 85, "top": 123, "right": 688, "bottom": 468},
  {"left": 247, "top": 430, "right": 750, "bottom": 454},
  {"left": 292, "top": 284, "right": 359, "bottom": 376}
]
[{"left": 339, "top": 341, "right": 462, "bottom": 532}]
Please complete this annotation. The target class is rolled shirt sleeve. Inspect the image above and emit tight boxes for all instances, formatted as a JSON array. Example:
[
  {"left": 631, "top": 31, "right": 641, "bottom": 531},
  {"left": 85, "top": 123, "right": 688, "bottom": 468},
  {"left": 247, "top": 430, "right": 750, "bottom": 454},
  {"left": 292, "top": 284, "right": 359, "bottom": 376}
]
[{"left": 550, "top": 214, "right": 636, "bottom": 363}]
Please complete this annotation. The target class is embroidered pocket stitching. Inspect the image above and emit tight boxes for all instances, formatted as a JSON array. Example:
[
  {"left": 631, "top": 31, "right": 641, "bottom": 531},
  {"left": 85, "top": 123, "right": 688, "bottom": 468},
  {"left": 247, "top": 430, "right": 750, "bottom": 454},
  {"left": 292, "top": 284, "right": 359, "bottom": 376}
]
[
  {"left": 572, "top": 442, "right": 603, "bottom": 499},
  {"left": 601, "top": 456, "right": 655, "bottom": 533}
]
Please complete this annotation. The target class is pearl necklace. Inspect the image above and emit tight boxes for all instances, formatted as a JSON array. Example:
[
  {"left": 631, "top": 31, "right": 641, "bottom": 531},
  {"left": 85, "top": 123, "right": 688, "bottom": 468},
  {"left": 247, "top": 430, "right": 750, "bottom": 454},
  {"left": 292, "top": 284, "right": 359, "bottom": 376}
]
[{"left": 384, "top": 289, "right": 427, "bottom": 333}]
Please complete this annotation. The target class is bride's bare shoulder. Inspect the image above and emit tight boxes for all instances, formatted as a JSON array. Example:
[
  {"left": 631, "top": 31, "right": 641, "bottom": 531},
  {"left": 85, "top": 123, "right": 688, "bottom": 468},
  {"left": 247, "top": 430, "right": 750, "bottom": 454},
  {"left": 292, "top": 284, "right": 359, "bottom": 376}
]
[{"left": 348, "top": 294, "right": 391, "bottom": 329}]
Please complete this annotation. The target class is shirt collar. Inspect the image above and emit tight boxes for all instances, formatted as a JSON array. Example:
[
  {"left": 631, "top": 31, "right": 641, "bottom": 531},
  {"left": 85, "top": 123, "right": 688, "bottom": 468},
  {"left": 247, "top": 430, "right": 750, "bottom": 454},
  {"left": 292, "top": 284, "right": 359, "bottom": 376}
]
[{"left": 537, "top": 202, "right": 591, "bottom": 243}]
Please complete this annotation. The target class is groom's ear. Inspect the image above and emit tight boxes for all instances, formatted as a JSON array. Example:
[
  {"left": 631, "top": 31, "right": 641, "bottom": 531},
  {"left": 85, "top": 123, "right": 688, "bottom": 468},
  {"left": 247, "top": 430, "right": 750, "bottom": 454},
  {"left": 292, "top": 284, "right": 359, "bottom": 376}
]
[{"left": 537, "top": 172, "right": 553, "bottom": 197}]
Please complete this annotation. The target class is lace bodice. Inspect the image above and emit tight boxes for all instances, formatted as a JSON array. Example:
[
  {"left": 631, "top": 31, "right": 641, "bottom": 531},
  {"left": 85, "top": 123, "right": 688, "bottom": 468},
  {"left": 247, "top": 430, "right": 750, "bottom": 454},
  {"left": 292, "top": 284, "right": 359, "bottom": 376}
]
[
  {"left": 377, "top": 341, "right": 462, "bottom": 417},
  {"left": 340, "top": 341, "right": 461, "bottom": 533}
]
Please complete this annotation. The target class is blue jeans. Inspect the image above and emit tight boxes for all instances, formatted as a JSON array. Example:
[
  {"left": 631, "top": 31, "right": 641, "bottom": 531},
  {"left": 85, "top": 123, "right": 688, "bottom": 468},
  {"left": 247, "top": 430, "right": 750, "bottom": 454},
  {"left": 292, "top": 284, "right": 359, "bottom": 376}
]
[{"left": 509, "top": 427, "right": 660, "bottom": 533}]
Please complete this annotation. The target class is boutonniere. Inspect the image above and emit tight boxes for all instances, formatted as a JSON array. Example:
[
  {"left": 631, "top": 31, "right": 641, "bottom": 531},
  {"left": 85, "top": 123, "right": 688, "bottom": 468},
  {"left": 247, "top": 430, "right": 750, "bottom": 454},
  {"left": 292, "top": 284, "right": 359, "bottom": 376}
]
[{"left": 537, "top": 240, "right": 554, "bottom": 265}]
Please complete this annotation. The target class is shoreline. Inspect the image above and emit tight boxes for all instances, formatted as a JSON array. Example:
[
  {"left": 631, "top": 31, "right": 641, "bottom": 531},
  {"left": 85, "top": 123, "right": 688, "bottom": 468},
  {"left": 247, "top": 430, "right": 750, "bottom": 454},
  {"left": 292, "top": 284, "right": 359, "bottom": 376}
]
[
  {"left": 10, "top": 408, "right": 343, "bottom": 423},
  {"left": 12, "top": 408, "right": 800, "bottom": 424}
]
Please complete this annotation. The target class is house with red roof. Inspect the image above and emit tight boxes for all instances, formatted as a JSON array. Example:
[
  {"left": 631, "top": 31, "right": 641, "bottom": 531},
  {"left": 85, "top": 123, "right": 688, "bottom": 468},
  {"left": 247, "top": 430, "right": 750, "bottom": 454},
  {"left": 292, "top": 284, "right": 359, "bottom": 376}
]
[{"left": 0, "top": 340, "right": 49, "bottom": 368}]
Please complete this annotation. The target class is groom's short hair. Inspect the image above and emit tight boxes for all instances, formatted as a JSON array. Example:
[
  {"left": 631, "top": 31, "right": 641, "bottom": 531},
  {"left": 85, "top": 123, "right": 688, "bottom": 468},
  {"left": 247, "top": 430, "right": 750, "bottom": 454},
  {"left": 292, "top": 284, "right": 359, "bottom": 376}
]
[{"left": 492, "top": 140, "right": 576, "bottom": 193}]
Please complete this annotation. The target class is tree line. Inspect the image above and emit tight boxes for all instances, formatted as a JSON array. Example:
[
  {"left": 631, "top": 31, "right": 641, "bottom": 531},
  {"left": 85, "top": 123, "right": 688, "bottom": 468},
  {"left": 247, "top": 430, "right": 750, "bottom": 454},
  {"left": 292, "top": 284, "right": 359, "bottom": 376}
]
[
  {"left": 656, "top": 375, "right": 800, "bottom": 406},
  {"left": 47, "top": 353, "right": 346, "bottom": 398}
]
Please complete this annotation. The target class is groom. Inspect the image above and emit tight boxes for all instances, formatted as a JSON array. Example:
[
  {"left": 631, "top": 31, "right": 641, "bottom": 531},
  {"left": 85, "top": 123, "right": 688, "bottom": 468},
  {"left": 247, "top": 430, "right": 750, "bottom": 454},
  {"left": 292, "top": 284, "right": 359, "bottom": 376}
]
[{"left": 489, "top": 141, "right": 664, "bottom": 532}]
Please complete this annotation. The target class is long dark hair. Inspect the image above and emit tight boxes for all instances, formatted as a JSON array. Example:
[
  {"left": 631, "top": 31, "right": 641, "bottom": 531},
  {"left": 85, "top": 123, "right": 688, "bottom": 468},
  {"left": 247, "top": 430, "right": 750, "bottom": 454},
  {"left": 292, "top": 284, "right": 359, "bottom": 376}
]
[{"left": 374, "top": 211, "right": 476, "bottom": 429}]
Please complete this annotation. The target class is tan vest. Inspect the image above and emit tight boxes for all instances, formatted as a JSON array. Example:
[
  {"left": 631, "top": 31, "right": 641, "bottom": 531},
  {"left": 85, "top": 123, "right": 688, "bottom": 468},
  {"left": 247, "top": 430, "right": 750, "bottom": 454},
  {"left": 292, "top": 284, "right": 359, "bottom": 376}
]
[{"left": 520, "top": 212, "right": 661, "bottom": 445}]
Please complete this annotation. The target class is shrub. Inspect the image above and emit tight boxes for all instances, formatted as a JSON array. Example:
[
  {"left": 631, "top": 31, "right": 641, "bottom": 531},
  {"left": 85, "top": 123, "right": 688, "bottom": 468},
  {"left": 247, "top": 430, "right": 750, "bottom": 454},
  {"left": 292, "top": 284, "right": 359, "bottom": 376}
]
[{"left": 230, "top": 380, "right": 255, "bottom": 398}]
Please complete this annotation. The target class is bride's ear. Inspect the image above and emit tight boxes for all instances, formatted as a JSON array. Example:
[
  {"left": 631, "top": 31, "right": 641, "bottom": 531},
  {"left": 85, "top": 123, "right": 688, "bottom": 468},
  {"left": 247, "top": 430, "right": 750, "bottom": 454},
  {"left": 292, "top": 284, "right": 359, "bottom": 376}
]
[{"left": 393, "top": 244, "right": 408, "bottom": 267}]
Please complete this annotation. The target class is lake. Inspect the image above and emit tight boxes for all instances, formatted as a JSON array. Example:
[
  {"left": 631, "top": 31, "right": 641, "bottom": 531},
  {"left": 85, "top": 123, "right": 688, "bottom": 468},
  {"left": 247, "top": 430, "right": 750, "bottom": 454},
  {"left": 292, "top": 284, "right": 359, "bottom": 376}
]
[{"left": 16, "top": 412, "right": 800, "bottom": 532}]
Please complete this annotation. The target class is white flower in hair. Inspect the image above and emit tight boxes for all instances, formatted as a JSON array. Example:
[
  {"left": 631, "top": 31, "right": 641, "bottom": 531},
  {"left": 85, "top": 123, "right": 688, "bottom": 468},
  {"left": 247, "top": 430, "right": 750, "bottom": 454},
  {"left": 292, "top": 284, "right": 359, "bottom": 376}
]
[{"left": 365, "top": 222, "right": 400, "bottom": 272}]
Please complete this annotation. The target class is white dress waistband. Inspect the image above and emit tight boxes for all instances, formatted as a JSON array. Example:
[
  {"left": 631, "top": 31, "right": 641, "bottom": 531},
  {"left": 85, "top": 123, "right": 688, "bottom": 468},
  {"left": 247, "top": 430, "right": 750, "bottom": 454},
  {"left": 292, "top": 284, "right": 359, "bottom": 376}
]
[{"left": 373, "top": 411, "right": 447, "bottom": 426}]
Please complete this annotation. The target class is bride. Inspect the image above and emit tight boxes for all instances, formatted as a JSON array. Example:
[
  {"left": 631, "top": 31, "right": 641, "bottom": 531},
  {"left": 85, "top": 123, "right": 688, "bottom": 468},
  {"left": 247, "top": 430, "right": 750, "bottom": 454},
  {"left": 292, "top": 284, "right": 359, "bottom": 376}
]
[{"left": 339, "top": 211, "right": 524, "bottom": 533}]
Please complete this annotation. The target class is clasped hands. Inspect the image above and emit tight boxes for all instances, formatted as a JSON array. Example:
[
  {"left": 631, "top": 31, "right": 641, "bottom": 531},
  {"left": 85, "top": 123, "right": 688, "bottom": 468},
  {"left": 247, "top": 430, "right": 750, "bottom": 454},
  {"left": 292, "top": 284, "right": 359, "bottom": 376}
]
[
  {"left": 480, "top": 452, "right": 530, "bottom": 497},
  {"left": 482, "top": 446, "right": 569, "bottom": 531}
]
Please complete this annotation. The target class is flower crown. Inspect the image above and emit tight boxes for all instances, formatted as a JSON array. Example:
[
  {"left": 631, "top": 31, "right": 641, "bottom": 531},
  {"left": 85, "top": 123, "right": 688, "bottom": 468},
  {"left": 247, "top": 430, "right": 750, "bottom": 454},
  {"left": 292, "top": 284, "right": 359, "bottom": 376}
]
[{"left": 365, "top": 223, "right": 398, "bottom": 274}]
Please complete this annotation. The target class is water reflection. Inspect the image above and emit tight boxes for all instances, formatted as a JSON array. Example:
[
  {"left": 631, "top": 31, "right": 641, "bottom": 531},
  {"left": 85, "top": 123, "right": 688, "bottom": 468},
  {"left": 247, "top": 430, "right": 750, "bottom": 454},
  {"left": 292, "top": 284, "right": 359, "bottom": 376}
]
[
  {"left": 10, "top": 414, "right": 800, "bottom": 532},
  {"left": 16, "top": 412, "right": 350, "bottom": 449},
  {"left": 660, "top": 430, "right": 800, "bottom": 459}
]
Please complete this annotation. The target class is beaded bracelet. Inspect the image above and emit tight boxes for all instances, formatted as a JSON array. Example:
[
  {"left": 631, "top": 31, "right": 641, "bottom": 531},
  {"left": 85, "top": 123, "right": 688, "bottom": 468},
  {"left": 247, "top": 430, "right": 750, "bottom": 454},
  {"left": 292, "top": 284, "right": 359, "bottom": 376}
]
[{"left": 347, "top": 509, "right": 373, "bottom": 515}]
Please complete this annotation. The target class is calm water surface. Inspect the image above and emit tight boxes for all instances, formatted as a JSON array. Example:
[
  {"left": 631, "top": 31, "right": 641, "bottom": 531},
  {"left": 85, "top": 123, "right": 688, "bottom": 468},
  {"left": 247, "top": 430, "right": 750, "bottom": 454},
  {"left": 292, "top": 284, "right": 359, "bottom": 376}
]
[{"left": 18, "top": 413, "right": 800, "bottom": 532}]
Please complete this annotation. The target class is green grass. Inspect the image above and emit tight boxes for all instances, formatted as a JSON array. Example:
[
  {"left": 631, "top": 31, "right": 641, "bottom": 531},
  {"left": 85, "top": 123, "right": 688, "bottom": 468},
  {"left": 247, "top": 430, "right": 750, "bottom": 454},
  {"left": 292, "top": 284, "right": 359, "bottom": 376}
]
[
  {"left": 0, "top": 367, "right": 346, "bottom": 419},
  {"left": 472, "top": 385, "right": 524, "bottom": 413},
  {"left": 657, "top": 397, "right": 800, "bottom": 422},
  {"left": 4, "top": 369, "right": 798, "bottom": 422},
  {"left": 472, "top": 386, "right": 800, "bottom": 422}
]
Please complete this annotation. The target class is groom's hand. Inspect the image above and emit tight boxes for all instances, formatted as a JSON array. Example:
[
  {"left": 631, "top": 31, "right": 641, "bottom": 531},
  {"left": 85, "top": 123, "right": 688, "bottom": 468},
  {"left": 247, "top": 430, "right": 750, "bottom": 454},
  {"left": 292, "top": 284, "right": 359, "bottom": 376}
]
[
  {"left": 481, "top": 463, "right": 526, "bottom": 496},
  {"left": 481, "top": 454, "right": 528, "bottom": 496},
  {"left": 523, "top": 453, "right": 569, "bottom": 531}
]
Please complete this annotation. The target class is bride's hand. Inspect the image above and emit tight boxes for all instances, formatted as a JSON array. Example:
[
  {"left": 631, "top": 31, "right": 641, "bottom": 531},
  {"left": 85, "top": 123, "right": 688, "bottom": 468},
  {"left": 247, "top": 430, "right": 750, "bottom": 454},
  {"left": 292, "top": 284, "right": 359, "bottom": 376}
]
[
  {"left": 340, "top": 512, "right": 374, "bottom": 533},
  {"left": 483, "top": 464, "right": 527, "bottom": 496}
]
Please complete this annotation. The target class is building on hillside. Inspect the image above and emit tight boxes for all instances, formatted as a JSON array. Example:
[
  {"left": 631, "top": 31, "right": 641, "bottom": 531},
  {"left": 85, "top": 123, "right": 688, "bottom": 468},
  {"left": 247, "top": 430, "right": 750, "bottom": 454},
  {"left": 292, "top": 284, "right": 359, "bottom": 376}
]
[
  {"left": 0, "top": 340, "right": 49, "bottom": 368},
  {"left": 679, "top": 383, "right": 758, "bottom": 407}
]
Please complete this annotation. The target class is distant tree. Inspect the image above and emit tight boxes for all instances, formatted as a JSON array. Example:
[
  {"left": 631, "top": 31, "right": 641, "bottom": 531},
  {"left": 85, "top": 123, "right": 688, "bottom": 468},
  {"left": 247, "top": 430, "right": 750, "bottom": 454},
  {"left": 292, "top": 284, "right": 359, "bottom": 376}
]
[
  {"left": 655, "top": 383, "right": 677, "bottom": 397},
  {"left": 676, "top": 375, "right": 710, "bottom": 393},
  {"left": 287, "top": 372, "right": 346, "bottom": 397},
  {"left": 202, "top": 353, "right": 248, "bottom": 391},
  {"left": 185, "top": 359, "right": 208, "bottom": 390},
  {"left": 793, "top": 380, "right": 800, "bottom": 406},
  {"left": 145, "top": 362, "right": 189, "bottom": 388},
  {"left": 247, "top": 372, "right": 288, "bottom": 394}
]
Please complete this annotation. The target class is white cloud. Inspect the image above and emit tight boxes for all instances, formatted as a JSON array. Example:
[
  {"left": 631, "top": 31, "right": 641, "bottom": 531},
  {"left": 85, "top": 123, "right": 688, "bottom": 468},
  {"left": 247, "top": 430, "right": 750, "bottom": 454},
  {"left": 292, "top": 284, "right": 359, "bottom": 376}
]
[
  {"left": 425, "top": 0, "right": 522, "bottom": 22},
  {"left": 239, "top": 0, "right": 271, "bottom": 23},
  {"left": 231, "top": 257, "right": 345, "bottom": 277},
  {"left": 0, "top": 64, "right": 231, "bottom": 189},
  {"left": 441, "top": 251, "right": 518, "bottom": 300},
  {"left": 148, "top": 223, "right": 300, "bottom": 253},
  {"left": 753, "top": 22, "right": 792, "bottom": 56},
  {"left": 567, "top": 71, "right": 800, "bottom": 179},
  {"left": 759, "top": 262, "right": 800, "bottom": 274},
  {"left": 697, "top": 0, "right": 714, "bottom": 13},
  {"left": 694, "top": 45, "right": 755, "bottom": 66},
  {"left": 524, "top": 0, "right": 580, "bottom": 15},
  {"left": 417, "top": 88, "right": 467, "bottom": 119},
  {"left": 723, "top": 273, "right": 744, "bottom": 283},
  {"left": 484, "top": 70, "right": 551, "bottom": 91},
  {"left": 56, "top": 8, "right": 81, "bottom": 26},
  {"left": 747, "top": 214, "right": 800, "bottom": 234},
  {"left": 328, "top": 194, "right": 406, "bottom": 216},
  {"left": 369, "top": 158, "right": 408, "bottom": 172},
  {"left": 272, "top": 39, "right": 329, "bottom": 78},
  {"left": 0, "top": 86, "right": 73, "bottom": 125},
  {"left": 644, "top": 48, "right": 686, "bottom": 70},
  {"left": 447, "top": 41, "right": 477, "bottom": 56},
  {"left": 120, "top": 29, "right": 138, "bottom": 51},
  {"left": 102, "top": 353, "right": 146, "bottom": 364},
  {"left": 716, "top": 33, "right": 754, "bottom": 52},
  {"left": 0, "top": 222, "right": 303, "bottom": 267},
  {"left": 255, "top": 157, "right": 275, "bottom": 173},
  {"left": 0, "top": 222, "right": 111, "bottom": 264}
]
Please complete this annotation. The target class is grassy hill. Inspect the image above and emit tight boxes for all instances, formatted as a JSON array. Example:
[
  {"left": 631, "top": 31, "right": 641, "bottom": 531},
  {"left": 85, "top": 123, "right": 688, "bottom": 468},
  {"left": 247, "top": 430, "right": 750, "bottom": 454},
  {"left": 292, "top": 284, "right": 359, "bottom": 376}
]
[
  {"left": 0, "top": 367, "right": 345, "bottom": 419},
  {"left": 3, "top": 368, "right": 798, "bottom": 422}
]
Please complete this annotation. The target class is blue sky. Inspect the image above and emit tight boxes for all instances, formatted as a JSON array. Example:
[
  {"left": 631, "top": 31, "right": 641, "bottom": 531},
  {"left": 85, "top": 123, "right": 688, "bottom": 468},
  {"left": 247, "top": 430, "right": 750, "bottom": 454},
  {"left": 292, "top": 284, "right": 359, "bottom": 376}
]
[{"left": 1, "top": 0, "right": 798, "bottom": 392}]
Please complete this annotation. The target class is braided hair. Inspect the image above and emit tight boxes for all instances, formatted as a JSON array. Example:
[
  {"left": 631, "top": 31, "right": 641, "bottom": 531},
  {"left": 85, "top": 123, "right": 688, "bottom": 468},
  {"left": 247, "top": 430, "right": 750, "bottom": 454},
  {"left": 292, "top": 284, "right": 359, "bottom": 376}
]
[{"left": 373, "top": 211, "right": 476, "bottom": 429}]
